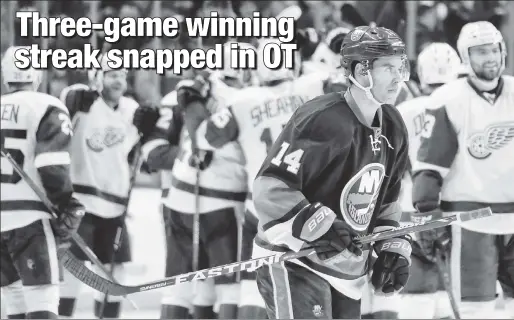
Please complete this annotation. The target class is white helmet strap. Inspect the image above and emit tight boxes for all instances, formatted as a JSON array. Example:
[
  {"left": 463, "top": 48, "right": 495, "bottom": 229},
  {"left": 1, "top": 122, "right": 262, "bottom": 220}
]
[{"left": 349, "top": 71, "right": 383, "bottom": 106}]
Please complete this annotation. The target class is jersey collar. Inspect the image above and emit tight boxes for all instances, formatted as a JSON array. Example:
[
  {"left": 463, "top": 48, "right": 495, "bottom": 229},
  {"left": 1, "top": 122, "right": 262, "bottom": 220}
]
[
  {"left": 344, "top": 89, "right": 383, "bottom": 129},
  {"left": 466, "top": 76, "right": 504, "bottom": 105}
]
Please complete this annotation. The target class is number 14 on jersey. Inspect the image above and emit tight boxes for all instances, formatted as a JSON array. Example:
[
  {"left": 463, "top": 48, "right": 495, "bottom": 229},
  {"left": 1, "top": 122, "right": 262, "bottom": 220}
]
[{"left": 270, "top": 142, "right": 304, "bottom": 175}]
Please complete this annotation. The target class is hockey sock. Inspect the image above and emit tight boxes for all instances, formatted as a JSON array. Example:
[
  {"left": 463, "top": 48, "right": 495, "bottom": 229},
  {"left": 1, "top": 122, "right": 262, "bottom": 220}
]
[
  {"left": 218, "top": 304, "right": 238, "bottom": 319},
  {"left": 25, "top": 311, "right": 58, "bottom": 319},
  {"left": 6, "top": 314, "right": 25, "bottom": 319},
  {"left": 58, "top": 298, "right": 76, "bottom": 317},
  {"left": 94, "top": 300, "right": 121, "bottom": 319},
  {"left": 160, "top": 305, "right": 190, "bottom": 319},
  {"left": 238, "top": 306, "right": 269, "bottom": 319},
  {"left": 193, "top": 305, "right": 216, "bottom": 319}
]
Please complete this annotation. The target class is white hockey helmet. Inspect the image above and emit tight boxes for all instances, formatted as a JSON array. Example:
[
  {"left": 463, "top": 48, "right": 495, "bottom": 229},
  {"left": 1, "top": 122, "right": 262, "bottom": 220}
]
[
  {"left": 456, "top": 21, "right": 506, "bottom": 78},
  {"left": 1, "top": 46, "right": 42, "bottom": 90},
  {"left": 256, "top": 38, "right": 297, "bottom": 84},
  {"left": 88, "top": 54, "right": 128, "bottom": 92},
  {"left": 219, "top": 41, "right": 259, "bottom": 87},
  {"left": 417, "top": 42, "right": 461, "bottom": 88}
]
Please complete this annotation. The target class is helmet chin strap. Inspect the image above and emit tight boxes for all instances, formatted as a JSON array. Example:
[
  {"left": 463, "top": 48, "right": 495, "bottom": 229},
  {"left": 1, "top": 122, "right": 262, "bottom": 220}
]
[{"left": 349, "top": 71, "right": 384, "bottom": 106}]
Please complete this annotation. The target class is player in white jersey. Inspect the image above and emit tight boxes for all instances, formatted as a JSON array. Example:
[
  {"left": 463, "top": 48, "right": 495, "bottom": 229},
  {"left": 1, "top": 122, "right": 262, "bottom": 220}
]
[
  {"left": 0, "top": 46, "right": 85, "bottom": 319},
  {"left": 394, "top": 42, "right": 462, "bottom": 319},
  {"left": 177, "top": 38, "right": 329, "bottom": 319},
  {"left": 142, "top": 42, "right": 256, "bottom": 319},
  {"left": 58, "top": 56, "right": 159, "bottom": 319},
  {"left": 412, "top": 21, "right": 514, "bottom": 319}
]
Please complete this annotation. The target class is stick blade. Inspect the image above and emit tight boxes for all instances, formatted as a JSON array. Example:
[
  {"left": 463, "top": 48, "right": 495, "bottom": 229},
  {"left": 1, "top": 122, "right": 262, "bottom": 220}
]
[
  {"left": 58, "top": 249, "right": 124, "bottom": 296},
  {"left": 458, "top": 207, "right": 493, "bottom": 222}
]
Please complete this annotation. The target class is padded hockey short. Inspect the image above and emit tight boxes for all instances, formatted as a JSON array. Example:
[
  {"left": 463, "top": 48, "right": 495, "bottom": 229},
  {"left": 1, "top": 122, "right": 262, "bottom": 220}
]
[
  {"left": 68, "top": 213, "right": 132, "bottom": 264},
  {"left": 163, "top": 206, "right": 239, "bottom": 284},
  {"left": 452, "top": 226, "right": 514, "bottom": 301},
  {"left": 256, "top": 260, "right": 361, "bottom": 319},
  {"left": 1, "top": 219, "right": 59, "bottom": 287}
]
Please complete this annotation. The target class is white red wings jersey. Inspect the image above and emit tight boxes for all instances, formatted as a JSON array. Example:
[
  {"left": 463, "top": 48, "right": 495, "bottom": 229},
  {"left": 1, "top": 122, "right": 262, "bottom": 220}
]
[
  {"left": 62, "top": 87, "right": 140, "bottom": 218},
  {"left": 194, "top": 74, "right": 327, "bottom": 215},
  {"left": 413, "top": 76, "right": 514, "bottom": 234},
  {"left": 396, "top": 95, "right": 431, "bottom": 213},
  {"left": 162, "top": 77, "right": 248, "bottom": 215},
  {"left": 1, "top": 90, "right": 74, "bottom": 231}
]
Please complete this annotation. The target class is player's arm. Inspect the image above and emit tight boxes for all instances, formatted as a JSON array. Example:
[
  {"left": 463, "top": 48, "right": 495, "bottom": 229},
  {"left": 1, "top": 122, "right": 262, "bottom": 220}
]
[
  {"left": 193, "top": 105, "right": 240, "bottom": 151},
  {"left": 253, "top": 108, "right": 359, "bottom": 254},
  {"left": 35, "top": 104, "right": 85, "bottom": 242},
  {"left": 141, "top": 105, "right": 183, "bottom": 171},
  {"left": 412, "top": 103, "right": 458, "bottom": 211},
  {"left": 35, "top": 105, "right": 74, "bottom": 205}
]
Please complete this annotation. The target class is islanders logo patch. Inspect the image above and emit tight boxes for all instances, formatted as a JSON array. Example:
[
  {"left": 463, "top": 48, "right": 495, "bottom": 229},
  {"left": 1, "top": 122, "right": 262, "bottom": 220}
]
[{"left": 340, "top": 163, "right": 385, "bottom": 231}]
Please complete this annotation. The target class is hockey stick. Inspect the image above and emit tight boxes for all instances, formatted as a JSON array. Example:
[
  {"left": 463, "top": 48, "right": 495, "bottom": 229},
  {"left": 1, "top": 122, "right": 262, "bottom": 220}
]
[
  {"left": 98, "top": 140, "right": 144, "bottom": 318},
  {"left": 435, "top": 245, "right": 461, "bottom": 319},
  {"left": 58, "top": 207, "right": 492, "bottom": 296},
  {"left": 0, "top": 149, "right": 138, "bottom": 309}
]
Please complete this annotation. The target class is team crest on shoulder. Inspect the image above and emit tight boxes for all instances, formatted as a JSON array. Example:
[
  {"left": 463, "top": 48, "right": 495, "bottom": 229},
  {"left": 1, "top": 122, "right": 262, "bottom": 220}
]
[
  {"left": 467, "top": 122, "right": 514, "bottom": 159},
  {"left": 340, "top": 163, "right": 385, "bottom": 231},
  {"left": 86, "top": 126, "right": 125, "bottom": 152}
]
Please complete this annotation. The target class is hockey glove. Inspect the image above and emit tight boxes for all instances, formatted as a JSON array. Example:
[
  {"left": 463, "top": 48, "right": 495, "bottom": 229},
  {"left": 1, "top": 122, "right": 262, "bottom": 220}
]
[
  {"left": 371, "top": 235, "right": 412, "bottom": 294},
  {"left": 296, "top": 28, "right": 321, "bottom": 59},
  {"left": 292, "top": 203, "right": 362, "bottom": 260},
  {"left": 176, "top": 74, "right": 211, "bottom": 111},
  {"left": 51, "top": 197, "right": 85, "bottom": 249},
  {"left": 411, "top": 204, "right": 451, "bottom": 263},
  {"left": 133, "top": 103, "right": 160, "bottom": 137}
]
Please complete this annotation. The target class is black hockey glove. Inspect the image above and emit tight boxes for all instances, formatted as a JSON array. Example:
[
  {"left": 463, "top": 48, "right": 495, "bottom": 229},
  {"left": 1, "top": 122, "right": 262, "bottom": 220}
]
[
  {"left": 411, "top": 204, "right": 451, "bottom": 263},
  {"left": 371, "top": 235, "right": 412, "bottom": 294},
  {"left": 296, "top": 27, "right": 321, "bottom": 59},
  {"left": 52, "top": 197, "right": 85, "bottom": 249},
  {"left": 133, "top": 103, "right": 160, "bottom": 137},
  {"left": 176, "top": 74, "right": 211, "bottom": 111},
  {"left": 292, "top": 203, "right": 362, "bottom": 260}
]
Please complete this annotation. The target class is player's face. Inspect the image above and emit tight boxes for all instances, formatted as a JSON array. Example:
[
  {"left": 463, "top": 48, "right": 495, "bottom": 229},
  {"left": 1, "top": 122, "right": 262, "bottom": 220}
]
[
  {"left": 468, "top": 43, "right": 502, "bottom": 81},
  {"left": 369, "top": 56, "right": 405, "bottom": 104},
  {"left": 102, "top": 70, "right": 127, "bottom": 101}
]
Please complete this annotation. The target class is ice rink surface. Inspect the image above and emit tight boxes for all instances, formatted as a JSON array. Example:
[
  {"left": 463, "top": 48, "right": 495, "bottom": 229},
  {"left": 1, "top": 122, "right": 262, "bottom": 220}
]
[{"left": 1, "top": 188, "right": 511, "bottom": 319}]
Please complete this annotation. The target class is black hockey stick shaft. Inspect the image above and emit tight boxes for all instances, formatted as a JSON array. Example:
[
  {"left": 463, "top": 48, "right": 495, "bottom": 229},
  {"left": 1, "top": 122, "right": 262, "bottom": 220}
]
[
  {"left": 0, "top": 149, "right": 138, "bottom": 308},
  {"left": 435, "top": 247, "right": 461, "bottom": 319},
  {"left": 98, "top": 140, "right": 143, "bottom": 318},
  {"left": 58, "top": 207, "right": 492, "bottom": 296}
]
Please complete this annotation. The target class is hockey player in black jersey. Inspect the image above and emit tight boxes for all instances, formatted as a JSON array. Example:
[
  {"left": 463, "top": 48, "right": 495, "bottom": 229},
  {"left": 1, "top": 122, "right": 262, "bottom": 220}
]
[
  {"left": 251, "top": 26, "right": 412, "bottom": 319},
  {"left": 1, "top": 46, "right": 85, "bottom": 319}
]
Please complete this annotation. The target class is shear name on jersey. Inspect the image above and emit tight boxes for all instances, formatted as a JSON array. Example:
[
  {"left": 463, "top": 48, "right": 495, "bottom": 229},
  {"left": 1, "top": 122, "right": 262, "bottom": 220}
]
[{"left": 250, "top": 94, "right": 308, "bottom": 127}]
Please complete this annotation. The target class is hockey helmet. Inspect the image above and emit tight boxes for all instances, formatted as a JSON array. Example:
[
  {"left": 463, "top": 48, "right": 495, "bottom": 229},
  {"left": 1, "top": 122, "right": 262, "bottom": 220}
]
[
  {"left": 308, "top": 27, "right": 351, "bottom": 69},
  {"left": 256, "top": 38, "right": 297, "bottom": 85},
  {"left": 457, "top": 21, "right": 506, "bottom": 79},
  {"left": 88, "top": 54, "right": 128, "bottom": 92},
  {"left": 340, "top": 26, "right": 410, "bottom": 104},
  {"left": 417, "top": 42, "right": 461, "bottom": 88},
  {"left": 1, "top": 46, "right": 43, "bottom": 90},
  {"left": 218, "top": 41, "right": 259, "bottom": 87},
  {"left": 340, "top": 26, "right": 410, "bottom": 81}
]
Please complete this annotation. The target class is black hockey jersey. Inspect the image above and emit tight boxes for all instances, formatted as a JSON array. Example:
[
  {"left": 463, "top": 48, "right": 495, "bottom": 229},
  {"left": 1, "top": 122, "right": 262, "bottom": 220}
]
[{"left": 252, "top": 89, "right": 409, "bottom": 299}]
